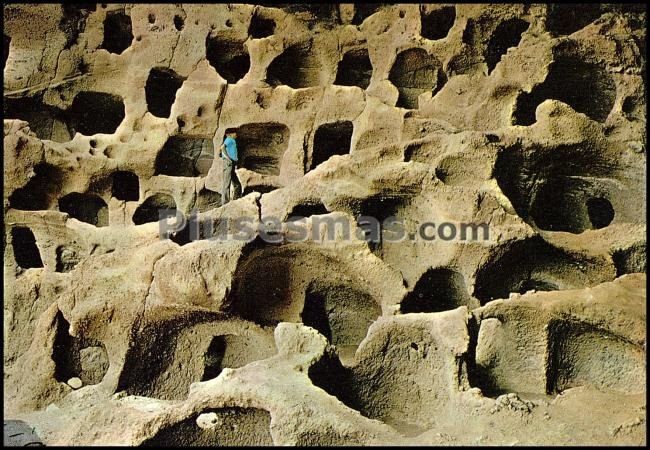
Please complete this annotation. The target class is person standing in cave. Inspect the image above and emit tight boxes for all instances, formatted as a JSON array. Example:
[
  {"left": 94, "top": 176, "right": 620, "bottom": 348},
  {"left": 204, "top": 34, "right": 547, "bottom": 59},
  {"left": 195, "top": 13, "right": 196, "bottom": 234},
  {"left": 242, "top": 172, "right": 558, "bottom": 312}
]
[{"left": 220, "top": 128, "right": 242, "bottom": 204}]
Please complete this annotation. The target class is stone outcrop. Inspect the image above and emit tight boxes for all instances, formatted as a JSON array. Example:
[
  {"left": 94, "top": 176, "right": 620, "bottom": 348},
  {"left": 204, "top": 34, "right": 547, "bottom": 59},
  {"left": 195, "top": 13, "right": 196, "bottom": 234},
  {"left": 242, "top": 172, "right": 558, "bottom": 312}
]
[{"left": 3, "top": 3, "right": 646, "bottom": 446}]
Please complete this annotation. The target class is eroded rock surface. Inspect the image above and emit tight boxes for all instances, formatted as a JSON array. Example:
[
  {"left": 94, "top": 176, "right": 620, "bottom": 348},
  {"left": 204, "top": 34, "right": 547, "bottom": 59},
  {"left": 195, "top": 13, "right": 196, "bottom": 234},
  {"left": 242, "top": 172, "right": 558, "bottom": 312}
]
[{"left": 3, "top": 3, "right": 646, "bottom": 446}]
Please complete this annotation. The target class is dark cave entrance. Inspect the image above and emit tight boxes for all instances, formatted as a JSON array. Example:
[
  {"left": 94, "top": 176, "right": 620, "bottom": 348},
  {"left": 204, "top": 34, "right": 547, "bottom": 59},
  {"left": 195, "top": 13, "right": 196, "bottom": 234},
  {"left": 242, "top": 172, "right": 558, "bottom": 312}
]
[
  {"left": 420, "top": 6, "right": 456, "bottom": 40},
  {"left": 334, "top": 48, "right": 372, "bottom": 90},
  {"left": 545, "top": 319, "right": 644, "bottom": 394},
  {"left": 202, "top": 334, "right": 262, "bottom": 381},
  {"left": 389, "top": 48, "right": 446, "bottom": 109},
  {"left": 173, "top": 14, "right": 184, "bottom": 31},
  {"left": 400, "top": 268, "right": 471, "bottom": 313},
  {"left": 58, "top": 193, "right": 109, "bottom": 227},
  {"left": 237, "top": 123, "right": 290, "bottom": 176},
  {"left": 67, "top": 92, "right": 126, "bottom": 136},
  {"left": 302, "top": 284, "right": 381, "bottom": 363},
  {"left": 485, "top": 18, "right": 529, "bottom": 74},
  {"left": 545, "top": 4, "right": 602, "bottom": 36},
  {"left": 612, "top": 244, "right": 646, "bottom": 277},
  {"left": 145, "top": 67, "right": 185, "bottom": 118},
  {"left": 266, "top": 42, "right": 321, "bottom": 88},
  {"left": 3, "top": 95, "right": 72, "bottom": 142},
  {"left": 8, "top": 163, "right": 63, "bottom": 210},
  {"left": 100, "top": 10, "right": 133, "bottom": 54},
  {"left": 529, "top": 178, "right": 615, "bottom": 233},
  {"left": 512, "top": 55, "right": 616, "bottom": 125},
  {"left": 248, "top": 12, "right": 275, "bottom": 39},
  {"left": 286, "top": 202, "right": 329, "bottom": 220},
  {"left": 59, "top": 4, "right": 95, "bottom": 50},
  {"left": 52, "top": 311, "right": 110, "bottom": 386},
  {"left": 132, "top": 193, "right": 177, "bottom": 225},
  {"left": 202, "top": 335, "right": 226, "bottom": 380},
  {"left": 310, "top": 121, "right": 353, "bottom": 170},
  {"left": 4, "top": 91, "right": 125, "bottom": 140},
  {"left": 3, "top": 34, "right": 10, "bottom": 70},
  {"left": 11, "top": 227, "right": 43, "bottom": 269},
  {"left": 206, "top": 35, "right": 250, "bottom": 83},
  {"left": 586, "top": 197, "right": 614, "bottom": 229},
  {"left": 154, "top": 136, "right": 213, "bottom": 177},
  {"left": 111, "top": 171, "right": 140, "bottom": 201},
  {"left": 351, "top": 4, "right": 382, "bottom": 25},
  {"left": 472, "top": 237, "right": 582, "bottom": 303}
]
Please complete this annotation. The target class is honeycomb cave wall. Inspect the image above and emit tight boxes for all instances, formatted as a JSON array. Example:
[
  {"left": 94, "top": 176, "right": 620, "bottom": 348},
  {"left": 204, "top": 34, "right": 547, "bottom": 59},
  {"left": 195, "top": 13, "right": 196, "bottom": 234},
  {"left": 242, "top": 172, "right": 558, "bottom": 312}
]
[{"left": 2, "top": 3, "right": 646, "bottom": 447}]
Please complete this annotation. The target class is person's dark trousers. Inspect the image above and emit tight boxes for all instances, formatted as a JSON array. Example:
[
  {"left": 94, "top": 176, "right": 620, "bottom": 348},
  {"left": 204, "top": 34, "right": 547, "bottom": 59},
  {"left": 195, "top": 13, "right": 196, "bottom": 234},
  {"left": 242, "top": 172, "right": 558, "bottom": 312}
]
[{"left": 222, "top": 158, "right": 242, "bottom": 204}]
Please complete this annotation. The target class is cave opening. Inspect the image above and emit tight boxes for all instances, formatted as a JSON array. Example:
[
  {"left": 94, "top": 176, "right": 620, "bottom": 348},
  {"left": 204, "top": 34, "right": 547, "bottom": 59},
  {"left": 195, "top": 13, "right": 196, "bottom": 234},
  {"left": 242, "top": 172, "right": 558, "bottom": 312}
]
[
  {"left": 145, "top": 67, "right": 185, "bottom": 118},
  {"left": 58, "top": 193, "right": 109, "bottom": 227},
  {"left": 351, "top": 4, "right": 382, "bottom": 25},
  {"left": 473, "top": 237, "right": 589, "bottom": 303},
  {"left": 202, "top": 335, "right": 226, "bottom": 380},
  {"left": 612, "top": 244, "right": 646, "bottom": 277},
  {"left": 400, "top": 268, "right": 471, "bottom": 313},
  {"left": 529, "top": 178, "right": 614, "bottom": 233},
  {"left": 169, "top": 213, "right": 192, "bottom": 246},
  {"left": 236, "top": 122, "right": 290, "bottom": 176},
  {"left": 353, "top": 193, "right": 407, "bottom": 254},
  {"left": 3, "top": 34, "right": 10, "bottom": 70},
  {"left": 586, "top": 197, "right": 614, "bottom": 229},
  {"left": 334, "top": 48, "right": 372, "bottom": 90},
  {"left": 266, "top": 42, "right": 321, "bottom": 89},
  {"left": 112, "top": 171, "right": 140, "bottom": 201},
  {"left": 512, "top": 55, "right": 616, "bottom": 125},
  {"left": 53, "top": 312, "right": 76, "bottom": 382},
  {"left": 11, "top": 227, "right": 43, "bottom": 269},
  {"left": 311, "top": 121, "right": 353, "bottom": 170},
  {"left": 287, "top": 202, "right": 329, "bottom": 220},
  {"left": 545, "top": 320, "right": 645, "bottom": 394},
  {"left": 173, "top": 14, "right": 184, "bottom": 31},
  {"left": 8, "top": 163, "right": 63, "bottom": 211},
  {"left": 193, "top": 188, "right": 222, "bottom": 212},
  {"left": 53, "top": 311, "right": 109, "bottom": 386},
  {"left": 67, "top": 91, "right": 126, "bottom": 136},
  {"left": 201, "top": 333, "right": 269, "bottom": 381},
  {"left": 493, "top": 142, "right": 615, "bottom": 235},
  {"left": 229, "top": 247, "right": 305, "bottom": 325},
  {"left": 205, "top": 35, "right": 250, "bottom": 83},
  {"left": 546, "top": 4, "right": 602, "bottom": 36},
  {"left": 132, "top": 193, "right": 177, "bottom": 225},
  {"left": 485, "top": 18, "right": 529, "bottom": 74},
  {"left": 155, "top": 136, "right": 213, "bottom": 177},
  {"left": 100, "top": 10, "right": 133, "bottom": 54},
  {"left": 389, "top": 48, "right": 446, "bottom": 109},
  {"left": 356, "top": 194, "right": 405, "bottom": 225},
  {"left": 248, "top": 13, "right": 275, "bottom": 39},
  {"left": 302, "top": 283, "right": 381, "bottom": 364},
  {"left": 3, "top": 95, "right": 72, "bottom": 142},
  {"left": 420, "top": 6, "right": 456, "bottom": 40}
]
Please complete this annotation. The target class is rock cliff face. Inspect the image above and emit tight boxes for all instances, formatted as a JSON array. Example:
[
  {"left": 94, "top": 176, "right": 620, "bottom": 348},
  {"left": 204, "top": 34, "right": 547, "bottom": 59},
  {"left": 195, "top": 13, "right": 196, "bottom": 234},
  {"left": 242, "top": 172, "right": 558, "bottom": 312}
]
[{"left": 3, "top": 3, "right": 646, "bottom": 445}]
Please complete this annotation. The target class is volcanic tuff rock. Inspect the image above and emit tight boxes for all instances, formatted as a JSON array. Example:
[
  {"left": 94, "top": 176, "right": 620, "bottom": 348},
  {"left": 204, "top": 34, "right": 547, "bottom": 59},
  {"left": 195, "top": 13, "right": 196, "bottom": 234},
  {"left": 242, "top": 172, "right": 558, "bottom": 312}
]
[{"left": 3, "top": 3, "right": 646, "bottom": 445}]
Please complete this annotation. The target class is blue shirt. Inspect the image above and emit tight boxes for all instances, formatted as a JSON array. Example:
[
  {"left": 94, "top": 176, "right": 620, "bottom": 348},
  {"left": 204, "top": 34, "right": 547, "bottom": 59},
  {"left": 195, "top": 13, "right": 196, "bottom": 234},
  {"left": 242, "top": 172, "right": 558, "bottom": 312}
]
[{"left": 223, "top": 136, "right": 238, "bottom": 161}]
